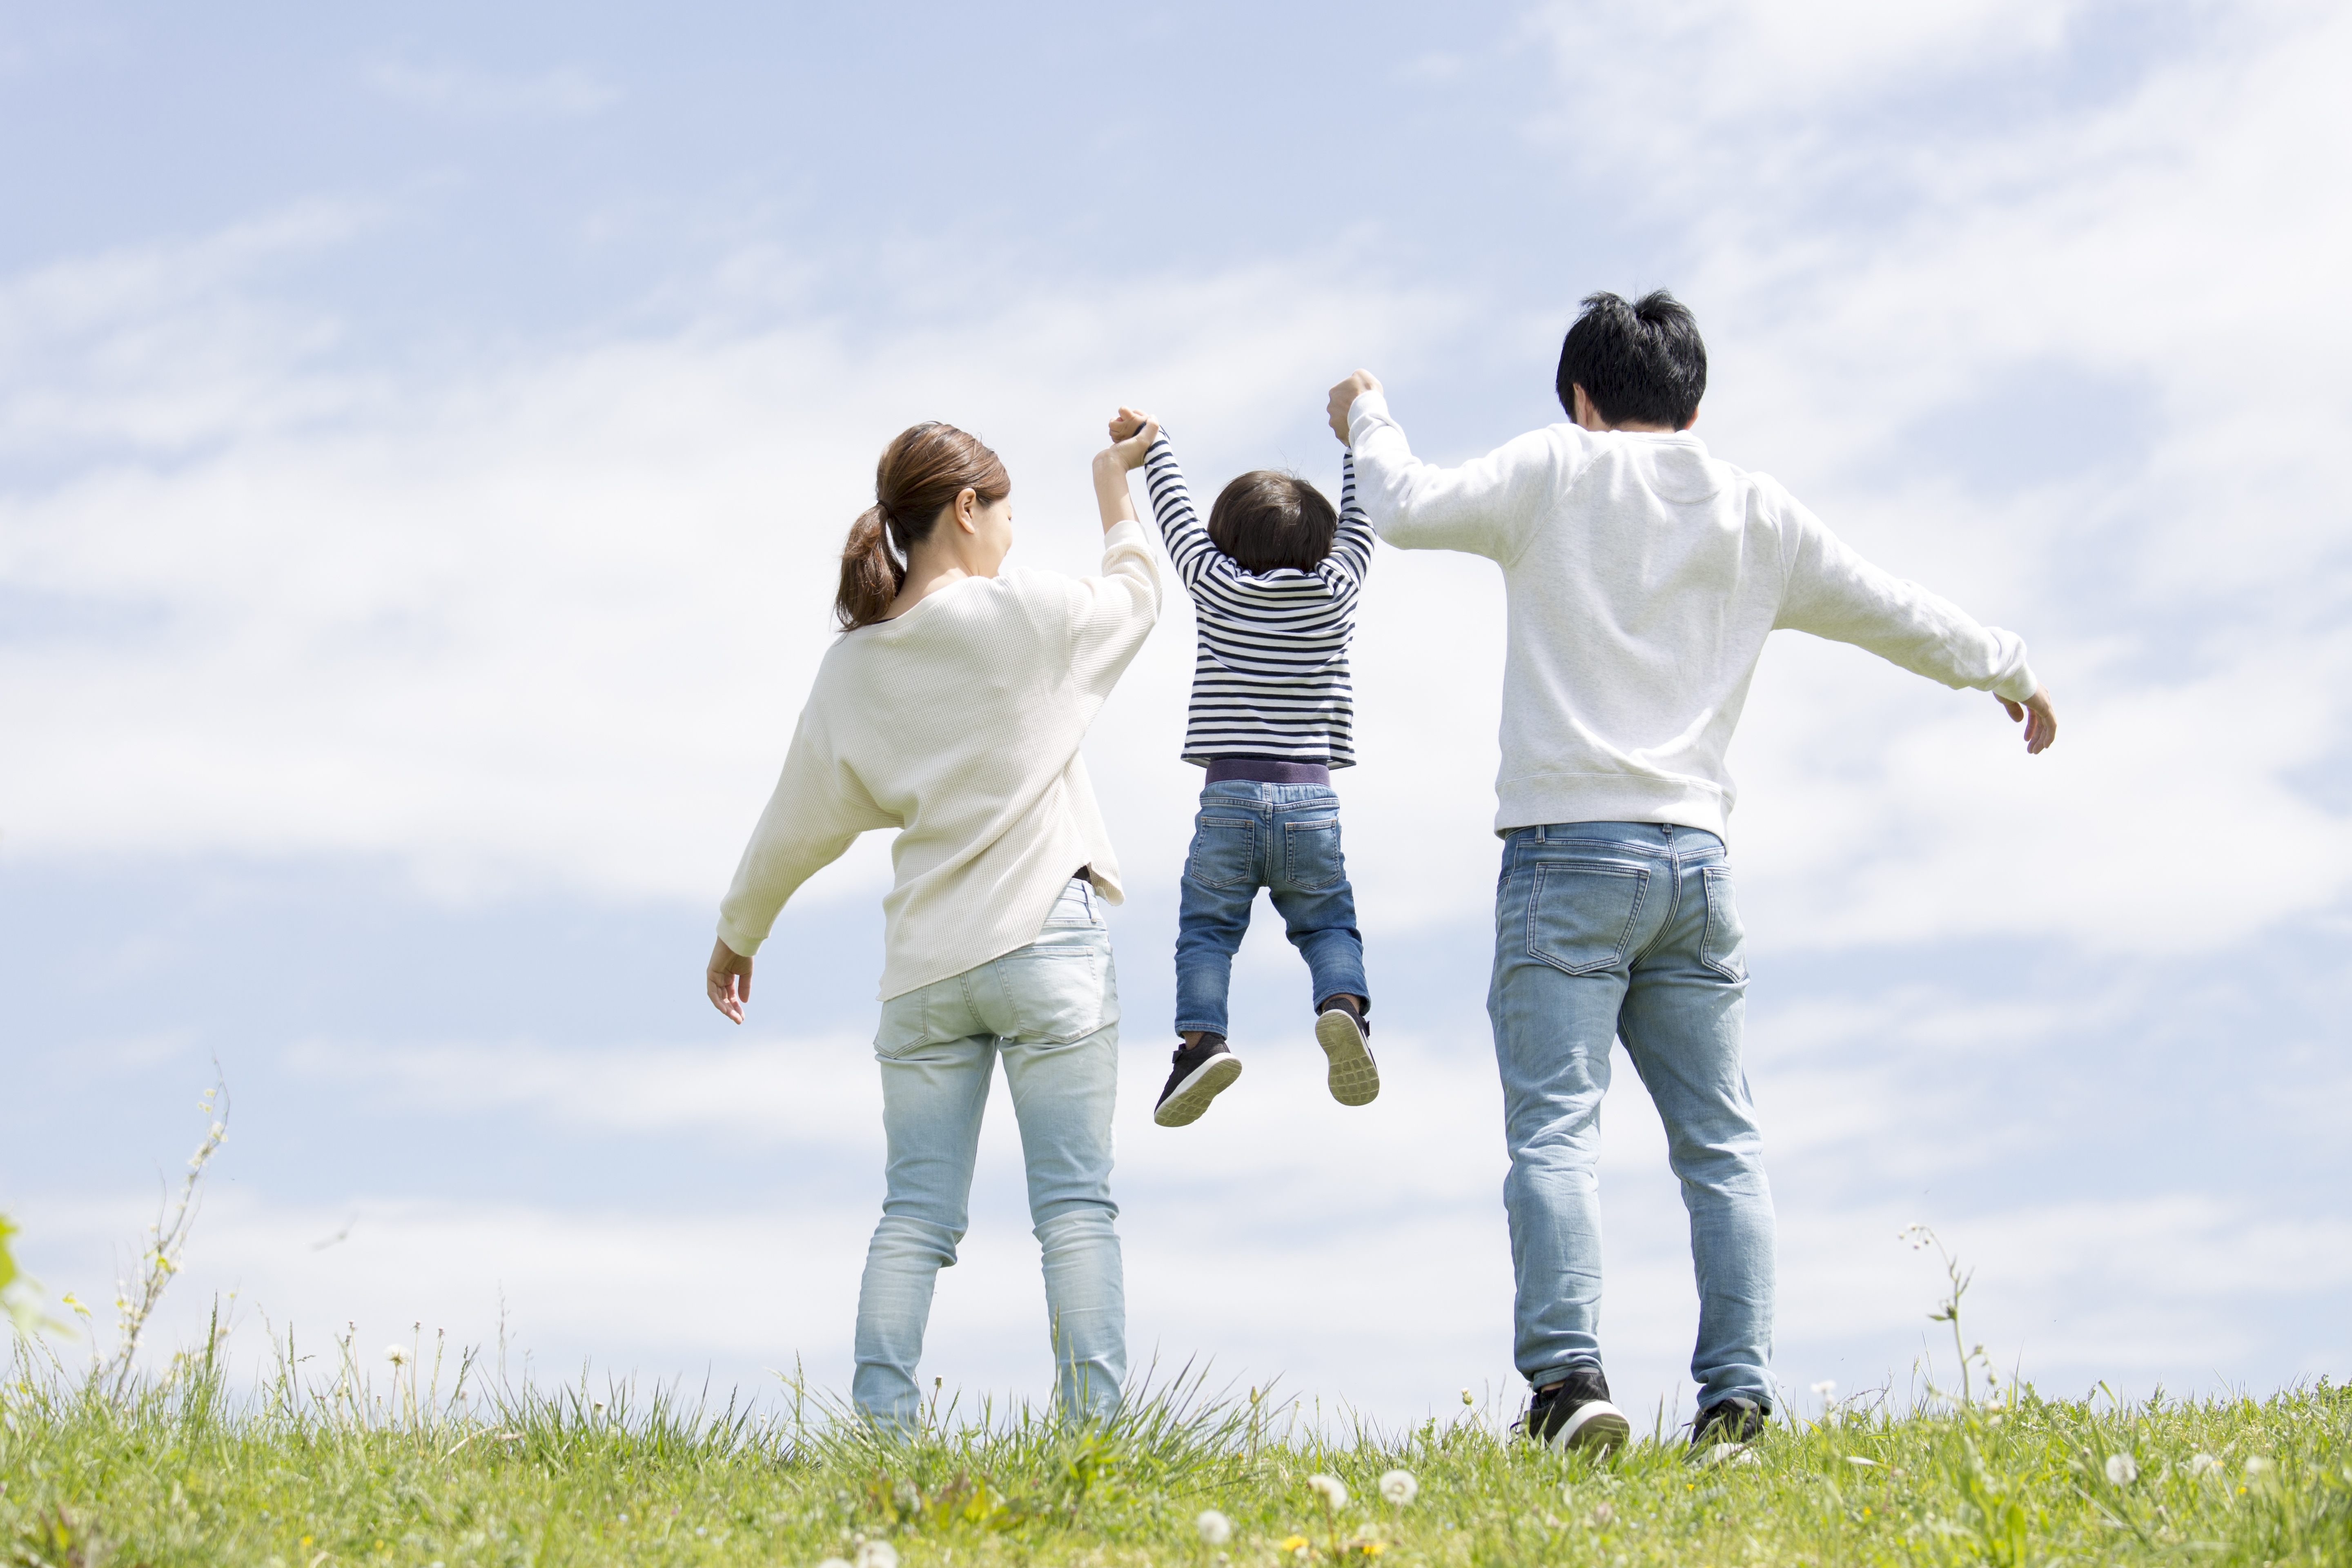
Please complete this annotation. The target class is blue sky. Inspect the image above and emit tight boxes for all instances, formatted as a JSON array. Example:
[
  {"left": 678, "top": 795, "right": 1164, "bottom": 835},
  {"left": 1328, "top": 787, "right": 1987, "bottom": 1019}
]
[{"left": 4, "top": 0, "right": 2348, "bottom": 1428}]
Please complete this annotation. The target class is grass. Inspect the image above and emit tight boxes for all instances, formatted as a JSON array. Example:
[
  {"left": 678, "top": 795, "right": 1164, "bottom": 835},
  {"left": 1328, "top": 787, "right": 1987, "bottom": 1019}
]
[{"left": 3, "top": 1331, "right": 2348, "bottom": 1568}]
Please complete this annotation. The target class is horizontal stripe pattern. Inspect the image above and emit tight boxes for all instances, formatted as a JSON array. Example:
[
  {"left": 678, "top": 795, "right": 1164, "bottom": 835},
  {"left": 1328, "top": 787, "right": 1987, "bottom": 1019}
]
[{"left": 1144, "top": 431, "right": 1373, "bottom": 767}]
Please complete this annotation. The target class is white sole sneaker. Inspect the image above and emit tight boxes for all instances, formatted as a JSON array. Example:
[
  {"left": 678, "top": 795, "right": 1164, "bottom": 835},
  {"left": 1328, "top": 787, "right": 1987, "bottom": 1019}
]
[
  {"left": 1314, "top": 1007, "right": 1380, "bottom": 1106},
  {"left": 1551, "top": 1399, "right": 1632, "bottom": 1454},
  {"left": 1154, "top": 1052, "right": 1243, "bottom": 1127}
]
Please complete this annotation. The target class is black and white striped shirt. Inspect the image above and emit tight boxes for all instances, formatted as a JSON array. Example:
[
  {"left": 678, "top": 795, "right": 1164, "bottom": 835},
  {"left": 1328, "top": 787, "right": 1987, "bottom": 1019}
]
[{"left": 1143, "top": 431, "right": 1375, "bottom": 768}]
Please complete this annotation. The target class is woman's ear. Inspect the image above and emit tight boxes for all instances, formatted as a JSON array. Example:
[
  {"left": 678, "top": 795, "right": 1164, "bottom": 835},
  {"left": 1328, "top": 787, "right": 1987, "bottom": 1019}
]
[{"left": 953, "top": 487, "right": 980, "bottom": 533}]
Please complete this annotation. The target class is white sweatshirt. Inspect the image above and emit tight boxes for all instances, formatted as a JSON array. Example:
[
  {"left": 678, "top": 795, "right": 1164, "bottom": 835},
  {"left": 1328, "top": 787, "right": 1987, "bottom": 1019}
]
[
  {"left": 1348, "top": 391, "right": 2038, "bottom": 838},
  {"left": 716, "top": 520, "right": 1162, "bottom": 999}
]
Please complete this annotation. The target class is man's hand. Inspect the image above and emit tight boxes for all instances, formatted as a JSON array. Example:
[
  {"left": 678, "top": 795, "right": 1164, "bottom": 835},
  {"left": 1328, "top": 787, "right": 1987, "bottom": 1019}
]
[
  {"left": 706, "top": 936, "right": 753, "bottom": 1024},
  {"left": 1103, "top": 406, "right": 1159, "bottom": 471},
  {"left": 1997, "top": 686, "right": 2058, "bottom": 754},
  {"left": 1326, "top": 370, "right": 1381, "bottom": 445}
]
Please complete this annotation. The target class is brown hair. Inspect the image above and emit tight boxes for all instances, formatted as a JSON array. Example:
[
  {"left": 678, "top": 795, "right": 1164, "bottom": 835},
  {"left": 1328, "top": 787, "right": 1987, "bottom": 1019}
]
[
  {"left": 835, "top": 421, "right": 1011, "bottom": 631},
  {"left": 1206, "top": 470, "right": 1338, "bottom": 575}
]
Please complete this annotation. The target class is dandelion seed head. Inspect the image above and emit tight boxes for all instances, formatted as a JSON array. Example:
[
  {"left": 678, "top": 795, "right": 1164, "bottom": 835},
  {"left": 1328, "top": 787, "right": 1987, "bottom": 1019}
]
[
  {"left": 1196, "top": 1509, "right": 1233, "bottom": 1546},
  {"left": 1810, "top": 1379, "right": 1837, "bottom": 1401},
  {"left": 2104, "top": 1453, "right": 2138, "bottom": 1485},
  {"left": 854, "top": 1541, "right": 899, "bottom": 1568},
  {"left": 384, "top": 1345, "right": 411, "bottom": 1368},
  {"left": 1379, "top": 1469, "right": 1418, "bottom": 1506},
  {"left": 2244, "top": 1456, "right": 2273, "bottom": 1476},
  {"left": 816, "top": 1559, "right": 853, "bottom": 1568},
  {"left": 1307, "top": 1473, "right": 1349, "bottom": 1510},
  {"left": 2186, "top": 1452, "right": 2223, "bottom": 1478}
]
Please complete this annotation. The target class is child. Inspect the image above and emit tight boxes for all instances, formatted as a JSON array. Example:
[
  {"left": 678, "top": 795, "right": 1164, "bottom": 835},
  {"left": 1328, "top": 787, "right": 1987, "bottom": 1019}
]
[{"left": 1120, "top": 414, "right": 1377, "bottom": 1128}]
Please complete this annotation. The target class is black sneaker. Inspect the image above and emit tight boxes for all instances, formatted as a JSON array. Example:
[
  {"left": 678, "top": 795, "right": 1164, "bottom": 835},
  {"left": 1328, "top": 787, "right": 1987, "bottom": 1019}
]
[
  {"left": 1518, "top": 1366, "right": 1631, "bottom": 1454},
  {"left": 1154, "top": 1036, "right": 1242, "bottom": 1127},
  {"left": 1690, "top": 1396, "right": 1769, "bottom": 1454},
  {"left": 1313, "top": 996, "right": 1379, "bottom": 1107}
]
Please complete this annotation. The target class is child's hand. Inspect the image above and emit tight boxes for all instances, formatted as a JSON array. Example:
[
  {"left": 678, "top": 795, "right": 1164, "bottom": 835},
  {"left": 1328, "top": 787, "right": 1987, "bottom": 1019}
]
[{"left": 1102, "top": 405, "right": 1160, "bottom": 471}]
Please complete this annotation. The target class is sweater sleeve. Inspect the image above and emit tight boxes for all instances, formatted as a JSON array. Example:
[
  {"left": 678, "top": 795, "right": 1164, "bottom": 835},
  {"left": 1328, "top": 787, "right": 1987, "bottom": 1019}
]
[
  {"left": 1063, "top": 517, "right": 1164, "bottom": 689},
  {"left": 1346, "top": 390, "right": 1564, "bottom": 564},
  {"left": 1772, "top": 488, "right": 2040, "bottom": 702},
  {"left": 715, "top": 704, "right": 896, "bottom": 958},
  {"left": 1142, "top": 430, "right": 1218, "bottom": 594}
]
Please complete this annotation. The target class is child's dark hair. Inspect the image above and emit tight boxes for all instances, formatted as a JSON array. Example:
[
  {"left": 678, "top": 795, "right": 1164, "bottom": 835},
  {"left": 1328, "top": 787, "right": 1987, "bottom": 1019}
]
[
  {"left": 1555, "top": 290, "right": 1707, "bottom": 428},
  {"left": 1207, "top": 471, "right": 1338, "bottom": 574}
]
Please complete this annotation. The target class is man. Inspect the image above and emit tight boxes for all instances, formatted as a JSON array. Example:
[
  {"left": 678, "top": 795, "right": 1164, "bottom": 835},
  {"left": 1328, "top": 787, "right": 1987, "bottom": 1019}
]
[{"left": 1328, "top": 290, "right": 2056, "bottom": 1453}]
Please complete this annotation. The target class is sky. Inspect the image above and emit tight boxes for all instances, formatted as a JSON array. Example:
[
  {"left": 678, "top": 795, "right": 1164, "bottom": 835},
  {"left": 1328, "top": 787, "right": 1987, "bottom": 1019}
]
[{"left": 3, "top": 0, "right": 2349, "bottom": 1432}]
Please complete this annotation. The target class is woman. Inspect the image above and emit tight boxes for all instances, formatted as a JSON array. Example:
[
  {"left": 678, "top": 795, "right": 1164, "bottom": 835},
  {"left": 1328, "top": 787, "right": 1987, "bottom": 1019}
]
[{"left": 705, "top": 409, "right": 1163, "bottom": 1432}]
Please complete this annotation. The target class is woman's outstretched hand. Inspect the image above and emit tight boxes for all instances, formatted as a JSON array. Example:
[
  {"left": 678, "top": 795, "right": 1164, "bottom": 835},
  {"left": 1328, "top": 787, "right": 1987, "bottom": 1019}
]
[
  {"left": 1104, "top": 406, "right": 1159, "bottom": 468},
  {"left": 1093, "top": 407, "right": 1159, "bottom": 531},
  {"left": 706, "top": 936, "right": 753, "bottom": 1024}
]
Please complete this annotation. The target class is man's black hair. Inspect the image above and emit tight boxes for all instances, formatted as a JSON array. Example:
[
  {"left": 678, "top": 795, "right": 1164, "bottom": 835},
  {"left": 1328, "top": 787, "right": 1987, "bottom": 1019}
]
[{"left": 1555, "top": 290, "right": 1707, "bottom": 428}]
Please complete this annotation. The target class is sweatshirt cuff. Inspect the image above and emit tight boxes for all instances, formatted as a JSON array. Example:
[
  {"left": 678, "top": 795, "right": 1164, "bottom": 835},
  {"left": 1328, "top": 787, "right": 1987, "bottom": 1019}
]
[
  {"left": 1103, "top": 517, "right": 1149, "bottom": 552},
  {"left": 1346, "top": 389, "right": 1392, "bottom": 449},
  {"left": 715, "top": 916, "right": 764, "bottom": 960},
  {"left": 1993, "top": 662, "right": 2040, "bottom": 704}
]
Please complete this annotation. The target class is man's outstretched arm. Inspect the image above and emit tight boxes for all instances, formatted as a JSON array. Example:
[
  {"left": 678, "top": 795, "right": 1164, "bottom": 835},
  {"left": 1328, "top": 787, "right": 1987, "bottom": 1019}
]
[
  {"left": 1776, "top": 491, "right": 2058, "bottom": 756},
  {"left": 1325, "top": 370, "right": 1564, "bottom": 563}
]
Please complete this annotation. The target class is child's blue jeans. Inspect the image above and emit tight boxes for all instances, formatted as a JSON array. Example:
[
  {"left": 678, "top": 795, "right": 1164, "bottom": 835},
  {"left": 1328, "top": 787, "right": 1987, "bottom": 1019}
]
[{"left": 1174, "top": 780, "right": 1368, "bottom": 1038}]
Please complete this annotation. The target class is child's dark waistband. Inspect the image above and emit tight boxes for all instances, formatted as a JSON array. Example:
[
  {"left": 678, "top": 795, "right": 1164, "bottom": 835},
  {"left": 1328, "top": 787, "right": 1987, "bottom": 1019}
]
[{"left": 1203, "top": 758, "right": 1332, "bottom": 786}]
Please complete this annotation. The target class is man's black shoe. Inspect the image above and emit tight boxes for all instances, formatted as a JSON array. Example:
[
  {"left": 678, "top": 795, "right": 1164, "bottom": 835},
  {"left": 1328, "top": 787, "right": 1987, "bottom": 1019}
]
[
  {"left": 1690, "top": 1395, "right": 1770, "bottom": 1453},
  {"left": 1517, "top": 1366, "right": 1631, "bottom": 1454},
  {"left": 1154, "top": 1037, "right": 1242, "bottom": 1127}
]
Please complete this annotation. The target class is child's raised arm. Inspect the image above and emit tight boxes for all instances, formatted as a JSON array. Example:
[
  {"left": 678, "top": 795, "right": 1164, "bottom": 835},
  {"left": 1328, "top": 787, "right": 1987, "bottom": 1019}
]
[
  {"left": 1093, "top": 406, "right": 1160, "bottom": 533},
  {"left": 1136, "top": 423, "right": 1222, "bottom": 592}
]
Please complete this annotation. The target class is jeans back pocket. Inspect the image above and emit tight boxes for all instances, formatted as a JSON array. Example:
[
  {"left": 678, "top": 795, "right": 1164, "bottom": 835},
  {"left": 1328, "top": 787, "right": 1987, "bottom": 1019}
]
[
  {"left": 1526, "top": 859, "right": 1651, "bottom": 976},
  {"left": 1185, "top": 815, "right": 1260, "bottom": 889},
  {"left": 989, "top": 926, "right": 1116, "bottom": 1044},
  {"left": 1281, "top": 816, "right": 1345, "bottom": 891}
]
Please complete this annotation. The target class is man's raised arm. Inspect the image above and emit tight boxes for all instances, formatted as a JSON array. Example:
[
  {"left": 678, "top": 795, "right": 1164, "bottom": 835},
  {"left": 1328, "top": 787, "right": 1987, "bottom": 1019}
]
[{"left": 1326, "top": 370, "right": 1561, "bottom": 564}]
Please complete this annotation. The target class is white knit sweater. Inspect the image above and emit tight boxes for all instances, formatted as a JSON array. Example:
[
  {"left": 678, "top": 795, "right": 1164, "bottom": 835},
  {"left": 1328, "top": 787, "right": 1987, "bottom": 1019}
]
[
  {"left": 1348, "top": 391, "right": 2038, "bottom": 838},
  {"left": 716, "top": 519, "right": 1162, "bottom": 999}
]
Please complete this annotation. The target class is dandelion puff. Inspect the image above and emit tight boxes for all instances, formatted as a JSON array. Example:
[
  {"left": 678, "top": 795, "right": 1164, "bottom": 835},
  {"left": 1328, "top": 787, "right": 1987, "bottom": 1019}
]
[
  {"left": 1196, "top": 1510, "right": 1233, "bottom": 1546},
  {"left": 1811, "top": 1380, "right": 1837, "bottom": 1402},
  {"left": 1379, "top": 1469, "right": 1418, "bottom": 1506},
  {"left": 816, "top": 1560, "right": 853, "bottom": 1568},
  {"left": 2187, "top": 1452, "right": 2223, "bottom": 1478},
  {"left": 2105, "top": 1453, "right": 2138, "bottom": 1486},
  {"left": 1307, "top": 1474, "right": 1349, "bottom": 1510},
  {"left": 384, "top": 1345, "right": 411, "bottom": 1368},
  {"left": 855, "top": 1542, "right": 899, "bottom": 1568},
  {"left": 2244, "top": 1456, "right": 2273, "bottom": 1477}
]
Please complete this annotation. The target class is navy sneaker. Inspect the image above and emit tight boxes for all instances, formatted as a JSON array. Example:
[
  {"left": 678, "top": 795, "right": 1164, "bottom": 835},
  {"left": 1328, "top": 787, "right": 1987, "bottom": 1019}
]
[
  {"left": 1519, "top": 1366, "right": 1631, "bottom": 1454},
  {"left": 1154, "top": 1036, "right": 1242, "bottom": 1127},
  {"left": 1313, "top": 995, "right": 1379, "bottom": 1107},
  {"left": 1690, "top": 1396, "right": 1770, "bottom": 1454}
]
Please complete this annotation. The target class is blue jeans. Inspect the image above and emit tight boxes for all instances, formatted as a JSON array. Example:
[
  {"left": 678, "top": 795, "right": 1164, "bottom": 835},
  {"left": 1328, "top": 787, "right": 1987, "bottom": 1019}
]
[
  {"left": 1174, "top": 781, "right": 1369, "bottom": 1038},
  {"left": 1490, "top": 822, "right": 1775, "bottom": 1410},
  {"left": 855, "top": 878, "right": 1125, "bottom": 1432}
]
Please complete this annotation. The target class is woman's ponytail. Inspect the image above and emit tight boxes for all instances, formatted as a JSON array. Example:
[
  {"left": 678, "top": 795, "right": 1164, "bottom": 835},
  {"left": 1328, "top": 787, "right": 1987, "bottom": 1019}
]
[
  {"left": 835, "top": 505, "right": 906, "bottom": 631},
  {"left": 832, "top": 422, "right": 1011, "bottom": 632}
]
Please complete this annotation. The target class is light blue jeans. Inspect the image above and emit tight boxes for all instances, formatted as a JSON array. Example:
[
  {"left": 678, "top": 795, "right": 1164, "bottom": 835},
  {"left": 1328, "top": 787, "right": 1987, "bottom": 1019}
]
[
  {"left": 1490, "top": 822, "right": 1776, "bottom": 1410},
  {"left": 1174, "top": 781, "right": 1369, "bottom": 1037},
  {"left": 854, "top": 877, "right": 1126, "bottom": 1432}
]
